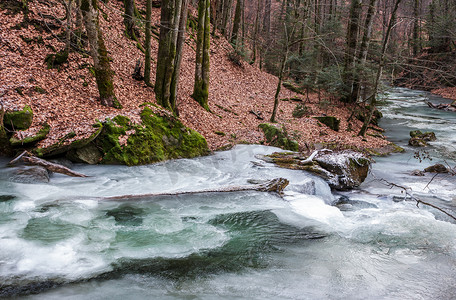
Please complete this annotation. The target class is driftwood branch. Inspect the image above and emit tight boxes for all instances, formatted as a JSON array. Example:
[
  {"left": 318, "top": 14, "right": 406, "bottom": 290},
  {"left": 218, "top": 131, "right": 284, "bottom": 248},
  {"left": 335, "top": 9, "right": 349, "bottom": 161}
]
[
  {"left": 98, "top": 178, "right": 290, "bottom": 201},
  {"left": 300, "top": 149, "right": 331, "bottom": 165},
  {"left": 8, "top": 151, "right": 88, "bottom": 177},
  {"left": 377, "top": 177, "right": 456, "bottom": 221}
]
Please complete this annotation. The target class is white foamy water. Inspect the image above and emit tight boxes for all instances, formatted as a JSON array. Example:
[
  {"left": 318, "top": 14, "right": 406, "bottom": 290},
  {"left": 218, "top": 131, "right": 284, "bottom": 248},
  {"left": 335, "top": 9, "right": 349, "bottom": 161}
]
[{"left": 1, "top": 88, "right": 456, "bottom": 299}]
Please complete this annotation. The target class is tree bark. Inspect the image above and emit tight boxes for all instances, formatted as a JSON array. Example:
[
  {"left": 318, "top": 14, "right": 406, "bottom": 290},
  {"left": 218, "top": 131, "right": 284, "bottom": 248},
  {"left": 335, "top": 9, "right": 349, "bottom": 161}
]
[
  {"left": 412, "top": 0, "right": 420, "bottom": 56},
  {"left": 170, "top": 0, "right": 190, "bottom": 113},
  {"left": 350, "top": 0, "right": 377, "bottom": 103},
  {"left": 124, "top": 0, "right": 137, "bottom": 39},
  {"left": 342, "top": 0, "right": 362, "bottom": 103},
  {"left": 192, "top": 0, "right": 211, "bottom": 111},
  {"left": 358, "top": 0, "right": 402, "bottom": 137},
  {"left": 230, "top": 0, "right": 242, "bottom": 45},
  {"left": 155, "top": 0, "right": 188, "bottom": 112},
  {"left": 92, "top": 178, "right": 290, "bottom": 200},
  {"left": 80, "top": 0, "right": 121, "bottom": 108},
  {"left": 144, "top": 0, "right": 152, "bottom": 86},
  {"left": 9, "top": 151, "right": 88, "bottom": 177}
]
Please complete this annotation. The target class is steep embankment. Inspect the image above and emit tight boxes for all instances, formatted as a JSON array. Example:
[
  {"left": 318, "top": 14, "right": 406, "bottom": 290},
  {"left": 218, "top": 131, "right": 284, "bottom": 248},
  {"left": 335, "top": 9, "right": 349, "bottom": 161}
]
[{"left": 0, "top": 0, "right": 388, "bottom": 157}]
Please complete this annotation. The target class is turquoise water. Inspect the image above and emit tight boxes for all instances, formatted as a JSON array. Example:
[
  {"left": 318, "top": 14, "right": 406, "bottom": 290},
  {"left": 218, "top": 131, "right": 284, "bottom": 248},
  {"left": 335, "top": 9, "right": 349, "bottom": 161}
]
[{"left": 0, "top": 88, "right": 455, "bottom": 299}]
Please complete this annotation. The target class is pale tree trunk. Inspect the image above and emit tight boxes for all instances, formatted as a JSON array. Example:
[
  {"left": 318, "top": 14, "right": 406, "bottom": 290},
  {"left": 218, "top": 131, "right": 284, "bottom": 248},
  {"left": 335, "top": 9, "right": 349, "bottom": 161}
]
[
  {"left": 80, "top": 0, "right": 121, "bottom": 108},
  {"left": 155, "top": 0, "right": 188, "bottom": 112},
  {"left": 350, "top": 0, "right": 377, "bottom": 103},
  {"left": 358, "top": 0, "right": 402, "bottom": 137},
  {"left": 192, "top": 0, "right": 211, "bottom": 111},
  {"left": 342, "top": 0, "right": 362, "bottom": 103},
  {"left": 144, "top": 0, "right": 152, "bottom": 85},
  {"left": 263, "top": 0, "right": 271, "bottom": 34}
]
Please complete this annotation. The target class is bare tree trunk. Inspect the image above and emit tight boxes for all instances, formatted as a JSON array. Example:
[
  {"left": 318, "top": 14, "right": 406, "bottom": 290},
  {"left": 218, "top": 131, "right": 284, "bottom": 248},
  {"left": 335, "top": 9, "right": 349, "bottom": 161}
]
[
  {"left": 192, "top": 0, "right": 211, "bottom": 111},
  {"left": 124, "top": 0, "right": 137, "bottom": 39},
  {"left": 358, "top": 0, "right": 402, "bottom": 137},
  {"left": 170, "top": 0, "right": 190, "bottom": 113},
  {"left": 342, "top": 0, "right": 362, "bottom": 103},
  {"left": 144, "top": 0, "right": 152, "bottom": 86},
  {"left": 80, "top": 0, "right": 121, "bottom": 108},
  {"left": 350, "top": 0, "right": 377, "bottom": 103},
  {"left": 263, "top": 0, "right": 271, "bottom": 34},
  {"left": 412, "top": 0, "right": 420, "bottom": 56},
  {"left": 270, "top": 49, "right": 287, "bottom": 123},
  {"left": 155, "top": 0, "right": 188, "bottom": 112},
  {"left": 231, "top": 0, "right": 242, "bottom": 46}
]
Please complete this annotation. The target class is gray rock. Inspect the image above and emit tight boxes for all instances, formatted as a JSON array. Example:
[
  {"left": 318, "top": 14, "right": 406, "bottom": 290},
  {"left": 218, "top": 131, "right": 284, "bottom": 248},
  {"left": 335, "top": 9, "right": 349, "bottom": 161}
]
[
  {"left": 67, "top": 144, "right": 102, "bottom": 165},
  {"left": 411, "top": 169, "right": 425, "bottom": 176},
  {"left": 424, "top": 163, "right": 449, "bottom": 173},
  {"left": 313, "top": 151, "right": 371, "bottom": 190},
  {"left": 10, "top": 166, "right": 50, "bottom": 183}
]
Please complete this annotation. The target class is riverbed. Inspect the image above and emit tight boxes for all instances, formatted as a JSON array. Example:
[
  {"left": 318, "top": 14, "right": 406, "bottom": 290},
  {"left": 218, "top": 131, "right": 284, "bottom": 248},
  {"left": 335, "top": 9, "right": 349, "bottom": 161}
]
[{"left": 0, "top": 87, "right": 455, "bottom": 299}]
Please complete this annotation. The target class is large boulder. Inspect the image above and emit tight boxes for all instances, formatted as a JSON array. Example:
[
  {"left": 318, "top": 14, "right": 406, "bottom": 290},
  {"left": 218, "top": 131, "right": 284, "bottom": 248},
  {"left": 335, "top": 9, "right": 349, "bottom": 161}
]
[
  {"left": 262, "top": 150, "right": 371, "bottom": 190},
  {"left": 3, "top": 105, "right": 33, "bottom": 130},
  {"left": 259, "top": 123, "right": 299, "bottom": 151},
  {"left": 408, "top": 130, "right": 436, "bottom": 147},
  {"left": 95, "top": 107, "right": 209, "bottom": 165},
  {"left": 9, "top": 166, "right": 50, "bottom": 183}
]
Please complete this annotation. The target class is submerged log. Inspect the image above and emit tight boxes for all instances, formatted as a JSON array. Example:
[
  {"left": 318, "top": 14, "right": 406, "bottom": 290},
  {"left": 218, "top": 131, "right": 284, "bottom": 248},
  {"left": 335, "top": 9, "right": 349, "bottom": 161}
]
[
  {"left": 8, "top": 151, "right": 88, "bottom": 177},
  {"left": 99, "top": 177, "right": 290, "bottom": 200}
]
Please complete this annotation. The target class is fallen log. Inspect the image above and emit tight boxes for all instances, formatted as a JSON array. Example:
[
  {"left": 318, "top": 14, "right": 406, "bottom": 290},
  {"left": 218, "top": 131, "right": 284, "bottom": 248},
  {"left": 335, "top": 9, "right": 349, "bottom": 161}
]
[
  {"left": 95, "top": 177, "right": 290, "bottom": 201},
  {"left": 8, "top": 151, "right": 88, "bottom": 177}
]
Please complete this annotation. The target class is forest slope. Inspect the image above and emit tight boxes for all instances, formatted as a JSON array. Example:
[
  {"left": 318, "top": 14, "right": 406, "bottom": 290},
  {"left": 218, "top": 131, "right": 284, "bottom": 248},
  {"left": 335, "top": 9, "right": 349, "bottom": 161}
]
[{"left": 0, "top": 0, "right": 388, "bottom": 154}]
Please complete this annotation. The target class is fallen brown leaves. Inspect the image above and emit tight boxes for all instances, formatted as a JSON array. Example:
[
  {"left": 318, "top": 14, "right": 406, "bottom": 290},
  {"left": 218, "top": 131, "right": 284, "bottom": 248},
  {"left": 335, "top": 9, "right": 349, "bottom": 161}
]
[{"left": 0, "top": 0, "right": 388, "bottom": 155}]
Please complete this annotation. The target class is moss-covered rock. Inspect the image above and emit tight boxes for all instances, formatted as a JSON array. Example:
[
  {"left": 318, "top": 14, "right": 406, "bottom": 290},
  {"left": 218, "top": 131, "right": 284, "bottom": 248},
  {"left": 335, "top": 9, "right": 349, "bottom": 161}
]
[
  {"left": 34, "top": 123, "right": 102, "bottom": 157},
  {"left": 96, "top": 107, "right": 209, "bottom": 166},
  {"left": 313, "top": 116, "right": 340, "bottom": 131},
  {"left": 258, "top": 123, "right": 299, "bottom": 151},
  {"left": 10, "top": 123, "right": 50, "bottom": 146},
  {"left": 4, "top": 105, "right": 33, "bottom": 130},
  {"left": 408, "top": 130, "right": 436, "bottom": 147}
]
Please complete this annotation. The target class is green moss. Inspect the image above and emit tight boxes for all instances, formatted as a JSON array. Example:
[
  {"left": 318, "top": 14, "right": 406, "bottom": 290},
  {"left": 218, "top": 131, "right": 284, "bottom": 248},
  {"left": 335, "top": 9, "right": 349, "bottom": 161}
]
[
  {"left": 45, "top": 50, "right": 68, "bottom": 69},
  {"left": 313, "top": 116, "right": 340, "bottom": 131},
  {"left": 10, "top": 123, "right": 50, "bottom": 146},
  {"left": 96, "top": 107, "right": 209, "bottom": 165},
  {"left": 214, "top": 131, "right": 226, "bottom": 136},
  {"left": 4, "top": 105, "right": 33, "bottom": 130},
  {"left": 282, "top": 81, "right": 304, "bottom": 95},
  {"left": 258, "top": 123, "right": 299, "bottom": 151}
]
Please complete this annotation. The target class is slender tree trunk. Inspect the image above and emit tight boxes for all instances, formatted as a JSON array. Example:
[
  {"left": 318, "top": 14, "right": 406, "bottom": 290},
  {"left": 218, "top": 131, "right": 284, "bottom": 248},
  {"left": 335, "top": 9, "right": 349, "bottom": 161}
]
[
  {"left": 192, "top": 0, "right": 211, "bottom": 111},
  {"left": 342, "top": 0, "right": 362, "bottom": 103},
  {"left": 358, "top": 0, "right": 402, "bottom": 136},
  {"left": 270, "top": 49, "right": 287, "bottom": 123},
  {"left": 170, "top": 0, "right": 190, "bottom": 113},
  {"left": 350, "top": 0, "right": 377, "bottom": 103},
  {"left": 231, "top": 0, "right": 242, "bottom": 46},
  {"left": 155, "top": 0, "right": 187, "bottom": 112},
  {"left": 252, "top": 0, "right": 261, "bottom": 64},
  {"left": 144, "top": 0, "right": 152, "bottom": 86},
  {"left": 124, "top": 0, "right": 136, "bottom": 39},
  {"left": 80, "top": 0, "right": 121, "bottom": 108},
  {"left": 221, "top": 0, "right": 232, "bottom": 37},
  {"left": 412, "top": 0, "right": 420, "bottom": 56},
  {"left": 64, "top": 0, "right": 72, "bottom": 53},
  {"left": 263, "top": 0, "right": 271, "bottom": 34}
]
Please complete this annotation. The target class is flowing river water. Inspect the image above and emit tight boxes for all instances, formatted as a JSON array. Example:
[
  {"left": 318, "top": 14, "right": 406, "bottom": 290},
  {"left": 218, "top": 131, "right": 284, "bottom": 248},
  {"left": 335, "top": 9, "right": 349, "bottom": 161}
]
[{"left": 0, "top": 87, "right": 455, "bottom": 299}]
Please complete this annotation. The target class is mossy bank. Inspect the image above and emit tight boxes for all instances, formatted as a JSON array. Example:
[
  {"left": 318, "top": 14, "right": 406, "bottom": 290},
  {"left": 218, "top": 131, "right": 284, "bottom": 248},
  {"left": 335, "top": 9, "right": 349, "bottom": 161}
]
[{"left": 2, "top": 105, "right": 209, "bottom": 166}]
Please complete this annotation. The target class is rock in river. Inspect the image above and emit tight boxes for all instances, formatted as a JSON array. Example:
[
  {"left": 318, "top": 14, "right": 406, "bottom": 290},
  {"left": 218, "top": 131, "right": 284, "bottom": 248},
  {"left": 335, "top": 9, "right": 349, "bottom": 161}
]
[{"left": 261, "top": 150, "right": 371, "bottom": 190}]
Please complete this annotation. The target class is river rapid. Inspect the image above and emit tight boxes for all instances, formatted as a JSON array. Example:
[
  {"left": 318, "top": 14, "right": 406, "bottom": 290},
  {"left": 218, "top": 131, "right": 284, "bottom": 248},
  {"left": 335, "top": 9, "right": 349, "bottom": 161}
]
[{"left": 0, "top": 87, "right": 455, "bottom": 299}]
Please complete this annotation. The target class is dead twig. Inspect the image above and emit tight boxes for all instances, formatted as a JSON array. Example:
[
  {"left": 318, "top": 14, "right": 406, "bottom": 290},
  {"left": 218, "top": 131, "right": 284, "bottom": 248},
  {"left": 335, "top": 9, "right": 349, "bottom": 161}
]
[
  {"left": 377, "top": 178, "right": 456, "bottom": 221},
  {"left": 8, "top": 151, "right": 88, "bottom": 178}
]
